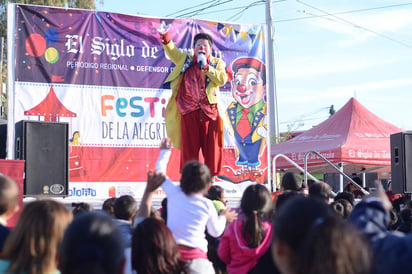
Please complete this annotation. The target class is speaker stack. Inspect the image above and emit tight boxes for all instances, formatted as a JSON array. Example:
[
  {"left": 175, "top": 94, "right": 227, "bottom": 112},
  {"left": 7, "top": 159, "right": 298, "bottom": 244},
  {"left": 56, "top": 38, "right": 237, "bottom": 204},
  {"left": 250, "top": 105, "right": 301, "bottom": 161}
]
[
  {"left": 0, "top": 120, "right": 6, "bottom": 159},
  {"left": 390, "top": 132, "right": 412, "bottom": 194},
  {"left": 15, "top": 120, "right": 69, "bottom": 196}
]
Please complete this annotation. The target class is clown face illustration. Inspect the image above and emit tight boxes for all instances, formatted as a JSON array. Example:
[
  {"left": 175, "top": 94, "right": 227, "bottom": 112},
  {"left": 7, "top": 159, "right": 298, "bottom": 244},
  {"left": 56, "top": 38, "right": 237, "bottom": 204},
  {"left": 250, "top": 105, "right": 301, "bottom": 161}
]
[{"left": 232, "top": 66, "right": 265, "bottom": 109}]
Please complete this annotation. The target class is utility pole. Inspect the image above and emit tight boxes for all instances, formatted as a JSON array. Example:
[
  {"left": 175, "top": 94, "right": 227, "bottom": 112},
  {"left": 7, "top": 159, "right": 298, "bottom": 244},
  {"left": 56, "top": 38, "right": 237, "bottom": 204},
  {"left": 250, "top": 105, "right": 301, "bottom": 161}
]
[
  {"left": 265, "top": 1, "right": 279, "bottom": 143},
  {"left": 266, "top": 0, "right": 279, "bottom": 191}
]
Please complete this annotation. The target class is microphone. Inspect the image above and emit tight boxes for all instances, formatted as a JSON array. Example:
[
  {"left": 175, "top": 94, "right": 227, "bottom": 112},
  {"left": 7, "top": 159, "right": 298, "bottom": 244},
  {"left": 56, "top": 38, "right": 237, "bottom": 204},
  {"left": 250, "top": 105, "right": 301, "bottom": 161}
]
[{"left": 198, "top": 53, "right": 207, "bottom": 69}]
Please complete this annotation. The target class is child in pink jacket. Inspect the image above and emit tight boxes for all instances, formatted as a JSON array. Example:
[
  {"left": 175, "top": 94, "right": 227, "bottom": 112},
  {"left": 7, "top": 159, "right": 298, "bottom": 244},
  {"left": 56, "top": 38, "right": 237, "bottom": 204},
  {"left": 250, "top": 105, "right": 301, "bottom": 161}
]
[{"left": 218, "top": 184, "right": 272, "bottom": 273}]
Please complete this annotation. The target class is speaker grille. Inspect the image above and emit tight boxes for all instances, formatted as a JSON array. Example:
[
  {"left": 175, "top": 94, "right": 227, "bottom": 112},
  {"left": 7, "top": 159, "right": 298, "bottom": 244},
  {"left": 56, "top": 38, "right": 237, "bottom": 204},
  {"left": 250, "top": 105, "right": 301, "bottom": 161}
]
[
  {"left": 391, "top": 132, "right": 412, "bottom": 193},
  {"left": 15, "top": 121, "right": 69, "bottom": 196}
]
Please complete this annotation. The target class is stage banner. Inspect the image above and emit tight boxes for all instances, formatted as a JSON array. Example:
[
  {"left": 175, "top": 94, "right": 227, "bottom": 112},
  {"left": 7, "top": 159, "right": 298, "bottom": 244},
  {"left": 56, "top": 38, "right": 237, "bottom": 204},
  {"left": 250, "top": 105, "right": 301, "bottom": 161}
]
[{"left": 11, "top": 4, "right": 269, "bottom": 199}]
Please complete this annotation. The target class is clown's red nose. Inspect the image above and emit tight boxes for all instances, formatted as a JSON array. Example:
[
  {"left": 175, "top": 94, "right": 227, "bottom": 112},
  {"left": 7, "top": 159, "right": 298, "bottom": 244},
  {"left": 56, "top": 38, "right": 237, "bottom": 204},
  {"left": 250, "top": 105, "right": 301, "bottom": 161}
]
[{"left": 237, "top": 84, "right": 246, "bottom": 93}]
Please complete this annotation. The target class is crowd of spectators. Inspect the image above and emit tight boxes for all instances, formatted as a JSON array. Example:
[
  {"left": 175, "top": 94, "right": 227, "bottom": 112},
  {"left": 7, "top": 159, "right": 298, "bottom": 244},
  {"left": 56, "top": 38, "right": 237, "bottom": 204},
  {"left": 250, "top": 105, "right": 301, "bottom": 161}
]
[{"left": 0, "top": 138, "right": 411, "bottom": 274}]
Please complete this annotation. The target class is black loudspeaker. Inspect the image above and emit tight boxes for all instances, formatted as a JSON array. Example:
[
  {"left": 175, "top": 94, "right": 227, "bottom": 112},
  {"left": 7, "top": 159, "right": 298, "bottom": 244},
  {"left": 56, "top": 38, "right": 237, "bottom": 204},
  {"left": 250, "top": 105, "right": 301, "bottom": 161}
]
[
  {"left": 0, "top": 121, "right": 6, "bottom": 159},
  {"left": 390, "top": 132, "right": 412, "bottom": 194},
  {"left": 15, "top": 120, "right": 69, "bottom": 196}
]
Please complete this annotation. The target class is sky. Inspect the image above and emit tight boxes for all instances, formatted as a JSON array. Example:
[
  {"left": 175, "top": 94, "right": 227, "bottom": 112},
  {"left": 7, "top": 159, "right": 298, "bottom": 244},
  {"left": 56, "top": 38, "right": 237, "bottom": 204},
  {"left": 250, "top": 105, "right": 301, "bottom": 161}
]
[{"left": 94, "top": 0, "right": 412, "bottom": 133}]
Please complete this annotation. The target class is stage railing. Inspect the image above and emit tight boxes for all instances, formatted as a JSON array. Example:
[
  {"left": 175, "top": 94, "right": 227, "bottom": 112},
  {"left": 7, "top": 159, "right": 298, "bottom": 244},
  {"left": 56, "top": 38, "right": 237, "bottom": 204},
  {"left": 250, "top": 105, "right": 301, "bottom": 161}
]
[
  {"left": 272, "top": 152, "right": 372, "bottom": 196},
  {"left": 304, "top": 151, "right": 369, "bottom": 195},
  {"left": 272, "top": 153, "right": 336, "bottom": 197}
]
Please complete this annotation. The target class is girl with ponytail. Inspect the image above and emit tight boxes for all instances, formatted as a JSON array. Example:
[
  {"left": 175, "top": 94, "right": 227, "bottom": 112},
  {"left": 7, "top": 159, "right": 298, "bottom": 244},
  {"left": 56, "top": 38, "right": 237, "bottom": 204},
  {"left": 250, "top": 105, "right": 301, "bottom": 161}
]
[{"left": 218, "top": 184, "right": 273, "bottom": 273}]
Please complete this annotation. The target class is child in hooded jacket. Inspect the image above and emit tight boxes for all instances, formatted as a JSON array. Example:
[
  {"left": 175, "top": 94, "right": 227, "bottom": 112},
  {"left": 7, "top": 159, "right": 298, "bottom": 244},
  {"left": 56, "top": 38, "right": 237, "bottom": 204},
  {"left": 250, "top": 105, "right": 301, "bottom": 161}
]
[{"left": 218, "top": 184, "right": 272, "bottom": 273}]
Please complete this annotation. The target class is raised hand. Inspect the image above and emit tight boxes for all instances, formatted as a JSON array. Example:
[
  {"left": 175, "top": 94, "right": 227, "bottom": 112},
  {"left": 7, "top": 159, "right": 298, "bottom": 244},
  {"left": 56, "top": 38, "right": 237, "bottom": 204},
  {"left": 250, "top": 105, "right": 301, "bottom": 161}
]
[
  {"left": 157, "top": 20, "right": 170, "bottom": 35},
  {"left": 135, "top": 169, "right": 166, "bottom": 221},
  {"left": 368, "top": 180, "right": 392, "bottom": 211},
  {"left": 220, "top": 208, "right": 238, "bottom": 223},
  {"left": 159, "top": 138, "right": 171, "bottom": 150},
  {"left": 146, "top": 170, "right": 166, "bottom": 193}
]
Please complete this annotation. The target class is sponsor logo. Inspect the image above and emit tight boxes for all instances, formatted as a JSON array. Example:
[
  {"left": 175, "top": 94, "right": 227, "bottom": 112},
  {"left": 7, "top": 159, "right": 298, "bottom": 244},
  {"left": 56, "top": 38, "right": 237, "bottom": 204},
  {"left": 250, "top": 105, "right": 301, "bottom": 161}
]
[
  {"left": 50, "top": 184, "right": 65, "bottom": 194},
  {"left": 69, "top": 187, "right": 97, "bottom": 197}
]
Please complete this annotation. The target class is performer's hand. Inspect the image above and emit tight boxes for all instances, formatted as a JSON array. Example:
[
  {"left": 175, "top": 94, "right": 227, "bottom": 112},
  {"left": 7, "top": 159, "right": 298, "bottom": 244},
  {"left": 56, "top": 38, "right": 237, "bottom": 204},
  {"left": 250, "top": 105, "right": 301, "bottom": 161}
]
[
  {"left": 159, "top": 138, "right": 171, "bottom": 150},
  {"left": 157, "top": 21, "right": 170, "bottom": 35},
  {"left": 197, "top": 53, "right": 207, "bottom": 70}
]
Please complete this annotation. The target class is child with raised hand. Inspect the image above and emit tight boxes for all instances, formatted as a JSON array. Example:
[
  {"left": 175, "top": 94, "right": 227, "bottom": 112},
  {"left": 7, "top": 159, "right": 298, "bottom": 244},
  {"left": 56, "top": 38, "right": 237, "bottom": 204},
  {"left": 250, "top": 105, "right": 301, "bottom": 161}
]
[
  {"left": 218, "top": 184, "right": 273, "bottom": 273},
  {"left": 156, "top": 138, "right": 237, "bottom": 273}
]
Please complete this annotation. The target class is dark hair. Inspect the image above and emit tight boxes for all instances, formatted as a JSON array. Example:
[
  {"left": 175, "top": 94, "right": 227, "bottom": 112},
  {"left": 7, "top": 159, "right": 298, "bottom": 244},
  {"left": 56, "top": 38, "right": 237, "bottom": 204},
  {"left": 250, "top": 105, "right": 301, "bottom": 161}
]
[
  {"left": 306, "top": 179, "right": 316, "bottom": 188},
  {"left": 180, "top": 161, "right": 211, "bottom": 195},
  {"left": 240, "top": 184, "right": 272, "bottom": 248},
  {"left": 102, "top": 197, "right": 116, "bottom": 217},
  {"left": 114, "top": 195, "right": 137, "bottom": 220},
  {"left": 207, "top": 185, "right": 225, "bottom": 202},
  {"left": 392, "top": 196, "right": 406, "bottom": 213},
  {"left": 160, "top": 198, "right": 168, "bottom": 223},
  {"left": 59, "top": 212, "right": 125, "bottom": 274},
  {"left": 273, "top": 196, "right": 371, "bottom": 274},
  {"left": 397, "top": 208, "right": 412, "bottom": 233},
  {"left": 334, "top": 191, "right": 355, "bottom": 206},
  {"left": 330, "top": 199, "right": 353, "bottom": 219},
  {"left": 193, "top": 33, "right": 213, "bottom": 47},
  {"left": 72, "top": 202, "right": 92, "bottom": 216},
  {"left": 297, "top": 217, "right": 372, "bottom": 274},
  {"left": 406, "top": 200, "right": 412, "bottom": 209},
  {"left": 4, "top": 200, "right": 72, "bottom": 274},
  {"left": 274, "top": 191, "right": 302, "bottom": 212},
  {"left": 400, "top": 208, "right": 412, "bottom": 223},
  {"left": 0, "top": 175, "right": 19, "bottom": 215},
  {"left": 388, "top": 208, "right": 399, "bottom": 230},
  {"left": 352, "top": 176, "right": 362, "bottom": 185},
  {"left": 132, "top": 218, "right": 187, "bottom": 274},
  {"left": 281, "top": 172, "right": 303, "bottom": 191},
  {"left": 274, "top": 196, "right": 334, "bottom": 251},
  {"left": 309, "top": 182, "right": 331, "bottom": 203}
]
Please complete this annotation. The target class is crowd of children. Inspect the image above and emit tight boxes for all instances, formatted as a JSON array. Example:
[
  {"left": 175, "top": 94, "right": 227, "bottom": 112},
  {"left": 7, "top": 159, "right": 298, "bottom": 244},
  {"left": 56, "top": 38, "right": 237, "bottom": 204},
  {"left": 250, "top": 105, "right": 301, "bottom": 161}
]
[{"left": 0, "top": 138, "right": 411, "bottom": 274}]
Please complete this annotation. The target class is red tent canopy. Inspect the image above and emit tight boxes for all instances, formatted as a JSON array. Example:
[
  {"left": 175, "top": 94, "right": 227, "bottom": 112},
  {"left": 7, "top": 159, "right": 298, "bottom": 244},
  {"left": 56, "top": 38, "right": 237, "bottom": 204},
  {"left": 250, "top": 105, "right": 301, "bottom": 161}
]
[
  {"left": 24, "top": 85, "right": 77, "bottom": 121},
  {"left": 271, "top": 98, "right": 402, "bottom": 174}
]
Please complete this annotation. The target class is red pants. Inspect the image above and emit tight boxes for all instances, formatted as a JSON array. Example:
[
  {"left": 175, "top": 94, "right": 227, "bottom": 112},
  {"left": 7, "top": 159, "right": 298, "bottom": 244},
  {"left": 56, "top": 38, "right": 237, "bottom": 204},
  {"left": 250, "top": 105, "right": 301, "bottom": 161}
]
[{"left": 180, "top": 109, "right": 222, "bottom": 176}]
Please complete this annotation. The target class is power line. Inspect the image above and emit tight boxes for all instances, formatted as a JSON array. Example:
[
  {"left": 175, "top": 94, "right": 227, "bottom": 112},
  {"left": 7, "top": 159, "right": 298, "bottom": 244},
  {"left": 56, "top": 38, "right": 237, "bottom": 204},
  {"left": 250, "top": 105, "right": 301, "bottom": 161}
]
[
  {"left": 226, "top": 0, "right": 265, "bottom": 22},
  {"left": 166, "top": 0, "right": 234, "bottom": 18},
  {"left": 195, "top": 0, "right": 285, "bottom": 17},
  {"left": 165, "top": 1, "right": 220, "bottom": 17},
  {"left": 275, "top": 3, "right": 412, "bottom": 23},
  {"left": 295, "top": 0, "right": 412, "bottom": 49},
  {"left": 193, "top": 4, "right": 263, "bottom": 17},
  {"left": 280, "top": 106, "right": 330, "bottom": 125},
  {"left": 185, "top": 0, "right": 235, "bottom": 17},
  {"left": 165, "top": 0, "right": 412, "bottom": 23},
  {"left": 162, "top": 0, "right": 412, "bottom": 48},
  {"left": 164, "top": 0, "right": 286, "bottom": 20}
]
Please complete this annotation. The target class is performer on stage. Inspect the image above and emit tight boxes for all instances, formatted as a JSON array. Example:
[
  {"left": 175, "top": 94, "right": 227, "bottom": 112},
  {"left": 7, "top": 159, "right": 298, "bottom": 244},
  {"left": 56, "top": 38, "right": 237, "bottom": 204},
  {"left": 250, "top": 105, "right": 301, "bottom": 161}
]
[{"left": 158, "top": 21, "right": 228, "bottom": 176}]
